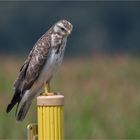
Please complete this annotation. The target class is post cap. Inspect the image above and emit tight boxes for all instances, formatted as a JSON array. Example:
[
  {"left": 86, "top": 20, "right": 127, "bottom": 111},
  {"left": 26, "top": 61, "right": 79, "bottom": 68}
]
[{"left": 37, "top": 95, "right": 64, "bottom": 106}]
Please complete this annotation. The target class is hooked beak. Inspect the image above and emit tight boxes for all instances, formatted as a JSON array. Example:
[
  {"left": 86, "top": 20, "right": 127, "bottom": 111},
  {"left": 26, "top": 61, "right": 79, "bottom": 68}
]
[{"left": 67, "top": 28, "right": 72, "bottom": 36}]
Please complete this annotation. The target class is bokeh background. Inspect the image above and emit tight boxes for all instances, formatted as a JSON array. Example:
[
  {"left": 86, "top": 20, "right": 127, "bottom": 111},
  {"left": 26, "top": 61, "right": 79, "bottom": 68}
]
[{"left": 1, "top": 1, "right": 140, "bottom": 139}]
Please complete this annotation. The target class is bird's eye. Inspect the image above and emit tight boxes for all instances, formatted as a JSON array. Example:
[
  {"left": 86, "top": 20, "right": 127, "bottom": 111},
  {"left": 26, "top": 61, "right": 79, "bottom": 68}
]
[{"left": 60, "top": 27, "right": 65, "bottom": 31}]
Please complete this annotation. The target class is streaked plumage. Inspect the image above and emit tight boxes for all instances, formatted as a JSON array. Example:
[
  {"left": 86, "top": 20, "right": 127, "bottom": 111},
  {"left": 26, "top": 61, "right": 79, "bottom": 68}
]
[{"left": 6, "top": 19, "right": 73, "bottom": 121}]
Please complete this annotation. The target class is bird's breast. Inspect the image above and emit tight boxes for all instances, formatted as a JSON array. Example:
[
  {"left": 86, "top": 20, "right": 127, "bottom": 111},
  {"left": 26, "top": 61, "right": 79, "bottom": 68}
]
[{"left": 37, "top": 38, "right": 67, "bottom": 83}]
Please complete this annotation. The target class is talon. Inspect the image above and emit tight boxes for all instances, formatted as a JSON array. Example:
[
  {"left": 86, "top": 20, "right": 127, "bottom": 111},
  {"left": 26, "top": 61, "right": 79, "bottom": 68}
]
[
  {"left": 54, "top": 92, "right": 61, "bottom": 95},
  {"left": 42, "top": 92, "right": 54, "bottom": 96}
]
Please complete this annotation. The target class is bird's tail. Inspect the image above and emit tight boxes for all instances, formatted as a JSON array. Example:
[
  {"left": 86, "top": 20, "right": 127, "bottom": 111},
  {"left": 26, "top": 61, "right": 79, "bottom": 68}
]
[{"left": 16, "top": 100, "right": 32, "bottom": 122}]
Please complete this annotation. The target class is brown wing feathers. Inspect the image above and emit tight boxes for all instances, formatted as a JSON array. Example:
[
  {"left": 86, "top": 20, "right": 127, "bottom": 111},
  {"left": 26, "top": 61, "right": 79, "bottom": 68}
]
[{"left": 6, "top": 34, "right": 51, "bottom": 113}]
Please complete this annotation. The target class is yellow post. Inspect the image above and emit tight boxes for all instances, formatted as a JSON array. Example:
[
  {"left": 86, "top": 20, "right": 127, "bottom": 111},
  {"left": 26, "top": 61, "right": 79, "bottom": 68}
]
[{"left": 37, "top": 95, "right": 64, "bottom": 140}]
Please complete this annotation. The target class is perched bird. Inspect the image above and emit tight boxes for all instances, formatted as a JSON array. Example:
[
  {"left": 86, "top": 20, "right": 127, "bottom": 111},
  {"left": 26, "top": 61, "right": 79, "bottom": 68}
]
[{"left": 6, "top": 19, "right": 73, "bottom": 121}]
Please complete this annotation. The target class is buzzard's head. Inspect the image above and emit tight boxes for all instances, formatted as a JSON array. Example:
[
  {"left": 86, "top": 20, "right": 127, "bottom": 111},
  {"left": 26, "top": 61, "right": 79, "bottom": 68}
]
[{"left": 54, "top": 19, "right": 73, "bottom": 37}]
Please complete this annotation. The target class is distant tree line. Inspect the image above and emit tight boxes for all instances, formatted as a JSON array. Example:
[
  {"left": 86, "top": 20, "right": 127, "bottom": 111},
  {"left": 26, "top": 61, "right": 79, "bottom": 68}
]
[{"left": 0, "top": 1, "right": 140, "bottom": 56}]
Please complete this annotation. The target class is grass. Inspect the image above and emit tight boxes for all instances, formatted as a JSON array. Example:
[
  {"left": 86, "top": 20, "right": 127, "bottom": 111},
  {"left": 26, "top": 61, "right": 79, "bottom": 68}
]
[{"left": 0, "top": 55, "right": 140, "bottom": 139}]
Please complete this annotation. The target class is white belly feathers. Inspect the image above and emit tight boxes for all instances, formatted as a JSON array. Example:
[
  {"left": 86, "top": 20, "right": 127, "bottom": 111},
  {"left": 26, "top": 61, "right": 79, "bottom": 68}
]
[{"left": 37, "top": 38, "right": 67, "bottom": 84}]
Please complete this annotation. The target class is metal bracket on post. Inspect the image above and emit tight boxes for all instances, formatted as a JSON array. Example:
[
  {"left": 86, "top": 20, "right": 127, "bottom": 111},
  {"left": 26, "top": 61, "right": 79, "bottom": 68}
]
[{"left": 27, "top": 123, "right": 38, "bottom": 140}]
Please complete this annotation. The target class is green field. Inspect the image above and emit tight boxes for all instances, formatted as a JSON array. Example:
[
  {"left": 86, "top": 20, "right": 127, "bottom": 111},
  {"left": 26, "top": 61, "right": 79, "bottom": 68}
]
[{"left": 0, "top": 55, "right": 140, "bottom": 139}]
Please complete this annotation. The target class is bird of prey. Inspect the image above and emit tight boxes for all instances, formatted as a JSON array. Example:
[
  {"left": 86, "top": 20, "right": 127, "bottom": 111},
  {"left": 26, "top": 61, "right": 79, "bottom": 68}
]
[{"left": 6, "top": 19, "right": 73, "bottom": 121}]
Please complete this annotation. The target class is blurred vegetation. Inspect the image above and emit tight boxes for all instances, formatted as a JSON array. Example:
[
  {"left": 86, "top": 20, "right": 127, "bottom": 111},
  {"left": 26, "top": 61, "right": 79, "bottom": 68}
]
[{"left": 1, "top": 55, "right": 140, "bottom": 139}]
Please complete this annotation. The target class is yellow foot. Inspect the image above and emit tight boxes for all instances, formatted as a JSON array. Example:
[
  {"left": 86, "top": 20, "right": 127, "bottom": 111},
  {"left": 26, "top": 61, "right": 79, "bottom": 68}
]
[
  {"left": 42, "top": 92, "right": 54, "bottom": 96},
  {"left": 40, "top": 92, "right": 60, "bottom": 96}
]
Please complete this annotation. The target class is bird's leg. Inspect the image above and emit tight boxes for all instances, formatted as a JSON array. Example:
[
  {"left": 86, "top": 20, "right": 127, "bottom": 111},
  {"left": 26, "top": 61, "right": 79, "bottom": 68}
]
[
  {"left": 42, "top": 82, "right": 54, "bottom": 96},
  {"left": 44, "top": 82, "right": 50, "bottom": 93}
]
